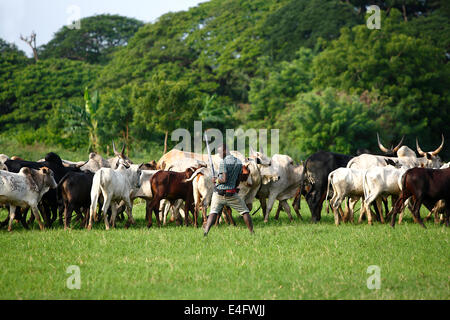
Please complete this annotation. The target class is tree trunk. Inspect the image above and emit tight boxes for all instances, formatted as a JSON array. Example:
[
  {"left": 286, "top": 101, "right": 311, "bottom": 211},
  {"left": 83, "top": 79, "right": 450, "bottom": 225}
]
[
  {"left": 402, "top": 4, "right": 408, "bottom": 22},
  {"left": 163, "top": 131, "right": 168, "bottom": 154}
]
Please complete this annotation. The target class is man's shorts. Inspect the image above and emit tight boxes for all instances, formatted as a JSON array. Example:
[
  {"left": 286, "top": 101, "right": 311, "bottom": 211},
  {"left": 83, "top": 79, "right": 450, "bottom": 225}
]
[{"left": 209, "top": 192, "right": 249, "bottom": 215}]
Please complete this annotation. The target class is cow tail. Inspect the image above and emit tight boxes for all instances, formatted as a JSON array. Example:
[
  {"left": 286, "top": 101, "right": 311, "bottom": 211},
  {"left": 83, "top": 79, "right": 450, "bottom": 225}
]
[
  {"left": 184, "top": 167, "right": 204, "bottom": 182},
  {"left": 326, "top": 172, "right": 332, "bottom": 214},
  {"left": 363, "top": 170, "right": 369, "bottom": 203},
  {"left": 56, "top": 172, "right": 71, "bottom": 207},
  {"left": 294, "top": 160, "right": 308, "bottom": 211},
  {"left": 90, "top": 170, "right": 102, "bottom": 213}
]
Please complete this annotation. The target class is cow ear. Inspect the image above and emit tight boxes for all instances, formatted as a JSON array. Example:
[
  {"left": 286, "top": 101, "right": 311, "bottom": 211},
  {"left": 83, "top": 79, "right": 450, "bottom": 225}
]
[{"left": 22, "top": 167, "right": 31, "bottom": 175}]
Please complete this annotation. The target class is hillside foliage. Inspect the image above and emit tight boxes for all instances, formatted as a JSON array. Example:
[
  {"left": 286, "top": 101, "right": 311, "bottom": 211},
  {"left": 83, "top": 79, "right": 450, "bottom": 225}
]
[{"left": 1, "top": 0, "right": 449, "bottom": 161}]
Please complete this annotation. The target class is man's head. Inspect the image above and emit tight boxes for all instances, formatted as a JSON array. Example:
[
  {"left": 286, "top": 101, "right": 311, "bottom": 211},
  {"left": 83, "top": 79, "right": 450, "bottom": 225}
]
[{"left": 217, "top": 144, "right": 229, "bottom": 159}]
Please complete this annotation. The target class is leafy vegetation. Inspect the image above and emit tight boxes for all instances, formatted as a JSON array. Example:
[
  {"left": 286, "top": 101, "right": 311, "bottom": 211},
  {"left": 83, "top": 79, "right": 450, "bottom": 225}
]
[{"left": 1, "top": 0, "right": 449, "bottom": 161}]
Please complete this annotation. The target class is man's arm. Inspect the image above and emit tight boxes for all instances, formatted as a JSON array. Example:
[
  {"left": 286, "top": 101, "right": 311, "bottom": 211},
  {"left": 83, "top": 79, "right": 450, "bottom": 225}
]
[
  {"left": 213, "top": 161, "right": 227, "bottom": 184},
  {"left": 215, "top": 172, "right": 227, "bottom": 184}
]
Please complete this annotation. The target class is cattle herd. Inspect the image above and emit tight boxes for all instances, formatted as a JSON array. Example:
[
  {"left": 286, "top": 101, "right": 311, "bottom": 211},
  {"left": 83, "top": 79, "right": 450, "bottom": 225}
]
[{"left": 0, "top": 135, "right": 449, "bottom": 232}]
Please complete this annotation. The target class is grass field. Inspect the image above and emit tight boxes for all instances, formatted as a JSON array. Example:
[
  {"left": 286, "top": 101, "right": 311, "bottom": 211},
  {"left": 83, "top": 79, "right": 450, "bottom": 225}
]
[{"left": 0, "top": 200, "right": 448, "bottom": 300}]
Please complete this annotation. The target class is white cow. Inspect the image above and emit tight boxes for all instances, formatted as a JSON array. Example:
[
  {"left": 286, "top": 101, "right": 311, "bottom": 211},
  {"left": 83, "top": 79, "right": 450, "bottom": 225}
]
[
  {"left": 0, "top": 167, "right": 57, "bottom": 231},
  {"left": 87, "top": 164, "right": 142, "bottom": 230},
  {"left": 363, "top": 165, "right": 408, "bottom": 222},
  {"left": 348, "top": 135, "right": 444, "bottom": 170},
  {"left": 326, "top": 167, "right": 367, "bottom": 225},
  {"left": 249, "top": 151, "right": 303, "bottom": 222},
  {"left": 183, "top": 166, "right": 215, "bottom": 226}
]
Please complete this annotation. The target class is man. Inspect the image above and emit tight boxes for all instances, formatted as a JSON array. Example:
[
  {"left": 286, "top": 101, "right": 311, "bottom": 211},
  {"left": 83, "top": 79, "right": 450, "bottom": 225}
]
[{"left": 203, "top": 144, "right": 254, "bottom": 236}]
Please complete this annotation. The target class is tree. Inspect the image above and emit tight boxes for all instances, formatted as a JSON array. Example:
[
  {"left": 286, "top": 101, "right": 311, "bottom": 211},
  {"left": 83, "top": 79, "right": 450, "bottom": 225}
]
[
  {"left": 0, "top": 58, "right": 99, "bottom": 136},
  {"left": 312, "top": 9, "right": 450, "bottom": 158},
  {"left": 0, "top": 39, "right": 29, "bottom": 117},
  {"left": 97, "top": 86, "right": 134, "bottom": 153},
  {"left": 246, "top": 48, "right": 315, "bottom": 128},
  {"left": 20, "top": 31, "right": 38, "bottom": 62},
  {"left": 38, "top": 14, "right": 144, "bottom": 64},
  {"left": 278, "top": 88, "right": 379, "bottom": 159},
  {"left": 262, "top": 0, "right": 363, "bottom": 62},
  {"left": 199, "top": 94, "right": 238, "bottom": 132},
  {"left": 132, "top": 74, "right": 202, "bottom": 152}
]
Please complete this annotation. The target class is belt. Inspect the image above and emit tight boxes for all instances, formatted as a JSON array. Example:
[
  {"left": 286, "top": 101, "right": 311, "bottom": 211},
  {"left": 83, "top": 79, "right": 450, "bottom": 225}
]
[{"left": 214, "top": 188, "right": 238, "bottom": 196}]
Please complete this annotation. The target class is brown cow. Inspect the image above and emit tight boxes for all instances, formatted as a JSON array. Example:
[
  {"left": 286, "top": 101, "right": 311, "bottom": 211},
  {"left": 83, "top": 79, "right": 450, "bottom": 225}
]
[
  {"left": 146, "top": 167, "right": 199, "bottom": 228},
  {"left": 390, "top": 167, "right": 450, "bottom": 228}
]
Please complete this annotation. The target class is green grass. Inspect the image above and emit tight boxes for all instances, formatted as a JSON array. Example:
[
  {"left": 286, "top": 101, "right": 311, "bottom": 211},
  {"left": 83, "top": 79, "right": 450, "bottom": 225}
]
[{"left": 0, "top": 200, "right": 448, "bottom": 300}]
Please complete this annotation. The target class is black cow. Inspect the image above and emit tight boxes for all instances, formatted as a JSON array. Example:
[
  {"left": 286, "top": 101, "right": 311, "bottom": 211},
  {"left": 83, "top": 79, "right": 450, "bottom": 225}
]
[
  {"left": 390, "top": 167, "right": 450, "bottom": 228},
  {"left": 293, "top": 151, "right": 353, "bottom": 223},
  {"left": 4, "top": 152, "right": 84, "bottom": 227},
  {"left": 57, "top": 171, "right": 95, "bottom": 229}
]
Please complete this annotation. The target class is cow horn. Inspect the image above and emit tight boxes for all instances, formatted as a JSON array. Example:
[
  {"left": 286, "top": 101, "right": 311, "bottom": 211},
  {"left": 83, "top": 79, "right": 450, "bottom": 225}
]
[
  {"left": 76, "top": 160, "right": 89, "bottom": 168},
  {"left": 416, "top": 138, "right": 426, "bottom": 156},
  {"left": 112, "top": 140, "right": 119, "bottom": 155},
  {"left": 121, "top": 144, "right": 126, "bottom": 156},
  {"left": 431, "top": 134, "right": 444, "bottom": 156},
  {"left": 377, "top": 133, "right": 390, "bottom": 153},
  {"left": 392, "top": 135, "right": 405, "bottom": 153}
]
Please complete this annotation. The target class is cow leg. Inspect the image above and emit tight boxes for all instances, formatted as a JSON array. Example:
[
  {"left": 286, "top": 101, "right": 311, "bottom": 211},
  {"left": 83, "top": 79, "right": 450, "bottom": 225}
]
[
  {"left": 7, "top": 205, "right": 17, "bottom": 232},
  {"left": 57, "top": 203, "right": 64, "bottom": 227},
  {"left": 330, "top": 196, "right": 341, "bottom": 226},
  {"left": 145, "top": 200, "right": 151, "bottom": 224},
  {"left": 101, "top": 197, "right": 112, "bottom": 230},
  {"left": 19, "top": 207, "right": 29, "bottom": 229},
  {"left": 383, "top": 197, "right": 389, "bottom": 220},
  {"left": 345, "top": 197, "right": 358, "bottom": 224},
  {"left": 260, "top": 198, "right": 267, "bottom": 219},
  {"left": 87, "top": 192, "right": 100, "bottom": 230},
  {"left": 215, "top": 208, "right": 223, "bottom": 226},
  {"left": 201, "top": 200, "right": 208, "bottom": 227},
  {"left": 341, "top": 197, "right": 350, "bottom": 222},
  {"left": 280, "top": 200, "right": 294, "bottom": 222},
  {"left": 390, "top": 196, "right": 405, "bottom": 228},
  {"left": 36, "top": 203, "right": 51, "bottom": 228},
  {"left": 274, "top": 201, "right": 282, "bottom": 220},
  {"left": 444, "top": 205, "right": 449, "bottom": 227},
  {"left": 264, "top": 194, "right": 278, "bottom": 223},
  {"left": 124, "top": 205, "right": 134, "bottom": 229},
  {"left": 376, "top": 198, "right": 384, "bottom": 224},
  {"left": 292, "top": 195, "right": 303, "bottom": 220},
  {"left": 398, "top": 197, "right": 411, "bottom": 225},
  {"left": 411, "top": 198, "right": 426, "bottom": 228},
  {"left": 110, "top": 203, "right": 118, "bottom": 229},
  {"left": 225, "top": 206, "right": 236, "bottom": 226},
  {"left": 64, "top": 202, "right": 73, "bottom": 230},
  {"left": 146, "top": 197, "right": 161, "bottom": 228},
  {"left": 194, "top": 199, "right": 201, "bottom": 228},
  {"left": 292, "top": 188, "right": 301, "bottom": 212},
  {"left": 31, "top": 206, "right": 45, "bottom": 231}
]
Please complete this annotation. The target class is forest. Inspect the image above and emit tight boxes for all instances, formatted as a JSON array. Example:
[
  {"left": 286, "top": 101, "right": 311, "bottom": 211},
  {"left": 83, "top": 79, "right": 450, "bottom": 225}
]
[{"left": 1, "top": 0, "right": 449, "bottom": 162}]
